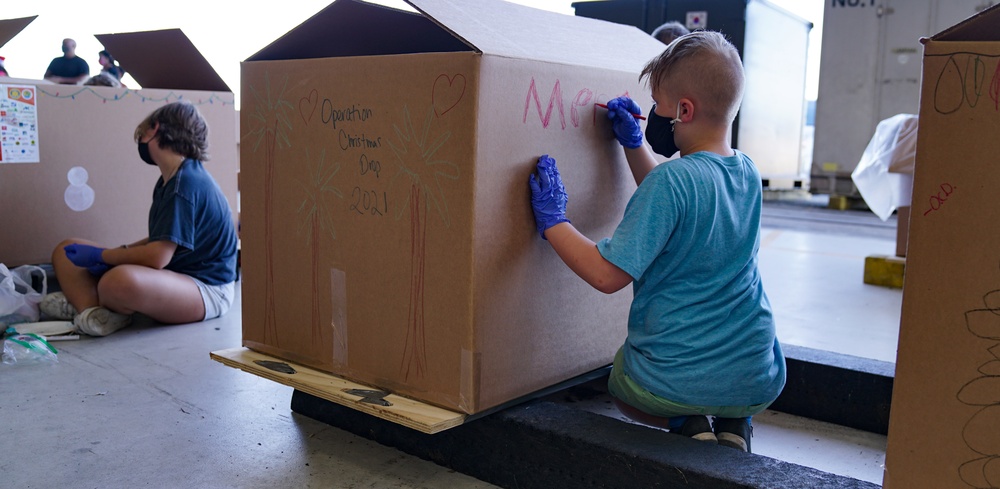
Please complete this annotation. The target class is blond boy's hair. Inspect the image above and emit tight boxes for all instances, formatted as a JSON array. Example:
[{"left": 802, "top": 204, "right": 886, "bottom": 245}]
[{"left": 640, "top": 31, "right": 745, "bottom": 127}]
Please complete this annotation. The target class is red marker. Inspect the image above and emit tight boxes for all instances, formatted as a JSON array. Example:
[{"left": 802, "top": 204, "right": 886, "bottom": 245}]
[{"left": 595, "top": 103, "right": 646, "bottom": 120}]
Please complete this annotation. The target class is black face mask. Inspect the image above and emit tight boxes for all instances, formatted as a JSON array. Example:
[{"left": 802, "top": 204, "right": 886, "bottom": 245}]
[
  {"left": 645, "top": 103, "right": 681, "bottom": 158},
  {"left": 138, "top": 141, "right": 156, "bottom": 166}
]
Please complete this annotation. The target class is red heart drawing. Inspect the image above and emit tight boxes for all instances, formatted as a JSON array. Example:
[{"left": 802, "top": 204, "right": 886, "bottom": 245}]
[
  {"left": 432, "top": 74, "right": 466, "bottom": 117},
  {"left": 299, "top": 89, "right": 319, "bottom": 125}
]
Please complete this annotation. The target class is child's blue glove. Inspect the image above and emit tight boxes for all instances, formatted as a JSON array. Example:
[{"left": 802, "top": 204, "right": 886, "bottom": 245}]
[
  {"left": 606, "top": 96, "right": 643, "bottom": 149},
  {"left": 528, "top": 154, "right": 570, "bottom": 240},
  {"left": 64, "top": 244, "right": 107, "bottom": 270}
]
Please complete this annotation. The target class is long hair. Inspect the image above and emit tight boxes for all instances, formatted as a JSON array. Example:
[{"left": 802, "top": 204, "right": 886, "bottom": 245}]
[{"left": 134, "top": 101, "right": 210, "bottom": 161}]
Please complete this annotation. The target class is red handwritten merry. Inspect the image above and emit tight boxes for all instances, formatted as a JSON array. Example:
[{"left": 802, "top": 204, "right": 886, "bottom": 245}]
[{"left": 523, "top": 78, "right": 629, "bottom": 129}]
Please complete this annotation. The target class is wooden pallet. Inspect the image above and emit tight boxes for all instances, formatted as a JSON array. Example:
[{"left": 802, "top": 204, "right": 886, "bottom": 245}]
[{"left": 210, "top": 347, "right": 466, "bottom": 434}]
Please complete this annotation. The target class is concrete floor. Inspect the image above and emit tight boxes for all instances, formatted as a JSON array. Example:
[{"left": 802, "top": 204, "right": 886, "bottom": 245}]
[
  {"left": 0, "top": 199, "right": 900, "bottom": 488},
  {"left": 759, "top": 200, "right": 902, "bottom": 363}
]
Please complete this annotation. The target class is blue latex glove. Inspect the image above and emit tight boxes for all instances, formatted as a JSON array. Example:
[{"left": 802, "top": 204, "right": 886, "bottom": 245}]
[
  {"left": 606, "top": 96, "right": 643, "bottom": 149},
  {"left": 64, "top": 244, "right": 107, "bottom": 270},
  {"left": 528, "top": 154, "right": 570, "bottom": 240}
]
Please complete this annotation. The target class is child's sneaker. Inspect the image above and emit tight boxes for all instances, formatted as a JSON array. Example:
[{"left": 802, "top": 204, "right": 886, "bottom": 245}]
[
  {"left": 714, "top": 417, "right": 752, "bottom": 452},
  {"left": 675, "top": 415, "right": 718, "bottom": 443},
  {"left": 74, "top": 307, "right": 132, "bottom": 337},
  {"left": 39, "top": 292, "right": 78, "bottom": 320}
]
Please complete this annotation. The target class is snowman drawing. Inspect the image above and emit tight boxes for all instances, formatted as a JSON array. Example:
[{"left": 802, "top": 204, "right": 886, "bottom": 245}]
[{"left": 64, "top": 166, "right": 95, "bottom": 212}]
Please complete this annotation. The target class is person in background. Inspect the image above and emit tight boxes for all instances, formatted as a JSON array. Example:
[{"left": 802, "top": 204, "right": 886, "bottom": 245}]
[
  {"left": 98, "top": 50, "right": 125, "bottom": 81},
  {"left": 41, "top": 101, "right": 238, "bottom": 336},
  {"left": 527, "top": 31, "right": 784, "bottom": 453},
  {"left": 0, "top": 56, "right": 8, "bottom": 77},
  {"left": 651, "top": 21, "right": 690, "bottom": 45},
  {"left": 44, "top": 38, "right": 90, "bottom": 84}
]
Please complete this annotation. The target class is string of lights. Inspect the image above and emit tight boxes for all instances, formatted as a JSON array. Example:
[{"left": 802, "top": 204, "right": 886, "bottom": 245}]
[{"left": 36, "top": 86, "right": 234, "bottom": 106}]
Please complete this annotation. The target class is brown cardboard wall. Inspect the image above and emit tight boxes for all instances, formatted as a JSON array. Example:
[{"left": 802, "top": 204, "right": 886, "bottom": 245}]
[
  {"left": 240, "top": 53, "right": 480, "bottom": 410},
  {"left": 471, "top": 55, "right": 636, "bottom": 409},
  {"left": 884, "top": 40, "right": 1000, "bottom": 488},
  {"left": 95, "top": 29, "right": 231, "bottom": 92},
  {"left": 0, "top": 79, "right": 238, "bottom": 266}
]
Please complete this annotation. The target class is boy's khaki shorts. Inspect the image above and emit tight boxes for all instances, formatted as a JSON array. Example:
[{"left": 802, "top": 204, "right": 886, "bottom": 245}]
[{"left": 607, "top": 347, "right": 773, "bottom": 419}]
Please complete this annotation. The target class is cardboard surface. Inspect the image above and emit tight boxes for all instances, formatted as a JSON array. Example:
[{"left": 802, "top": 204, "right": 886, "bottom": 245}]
[
  {"left": 884, "top": 5, "right": 1000, "bottom": 487},
  {"left": 408, "top": 0, "right": 664, "bottom": 72},
  {"left": 94, "top": 29, "right": 230, "bottom": 92},
  {"left": 0, "top": 16, "right": 35, "bottom": 50},
  {"left": 933, "top": 5, "right": 1000, "bottom": 42},
  {"left": 239, "top": 0, "right": 665, "bottom": 413},
  {"left": 0, "top": 78, "right": 238, "bottom": 266},
  {"left": 895, "top": 206, "right": 909, "bottom": 258},
  {"left": 248, "top": 0, "right": 469, "bottom": 61}
]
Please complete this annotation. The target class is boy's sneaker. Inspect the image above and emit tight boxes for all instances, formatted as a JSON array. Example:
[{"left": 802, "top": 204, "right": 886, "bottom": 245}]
[
  {"left": 74, "top": 307, "right": 132, "bottom": 337},
  {"left": 39, "top": 292, "right": 78, "bottom": 320},
  {"left": 675, "top": 415, "right": 718, "bottom": 443},
  {"left": 714, "top": 417, "right": 753, "bottom": 453}
]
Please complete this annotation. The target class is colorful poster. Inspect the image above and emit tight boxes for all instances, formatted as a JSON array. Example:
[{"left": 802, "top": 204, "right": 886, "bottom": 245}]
[{"left": 0, "top": 84, "right": 40, "bottom": 163}]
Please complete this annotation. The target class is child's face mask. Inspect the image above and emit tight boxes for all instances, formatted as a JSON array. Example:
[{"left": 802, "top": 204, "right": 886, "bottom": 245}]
[
  {"left": 645, "top": 102, "right": 682, "bottom": 158},
  {"left": 138, "top": 133, "right": 157, "bottom": 166}
]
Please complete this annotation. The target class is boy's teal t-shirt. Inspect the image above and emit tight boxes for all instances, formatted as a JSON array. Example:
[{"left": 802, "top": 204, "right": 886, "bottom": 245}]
[{"left": 597, "top": 151, "right": 785, "bottom": 407}]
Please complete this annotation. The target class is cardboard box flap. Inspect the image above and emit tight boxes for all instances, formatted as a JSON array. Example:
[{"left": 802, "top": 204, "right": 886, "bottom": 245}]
[
  {"left": 405, "top": 0, "right": 665, "bottom": 72},
  {"left": 94, "top": 29, "right": 231, "bottom": 92},
  {"left": 0, "top": 15, "right": 36, "bottom": 50},
  {"left": 930, "top": 3, "right": 1000, "bottom": 41},
  {"left": 246, "top": 0, "right": 471, "bottom": 62}
]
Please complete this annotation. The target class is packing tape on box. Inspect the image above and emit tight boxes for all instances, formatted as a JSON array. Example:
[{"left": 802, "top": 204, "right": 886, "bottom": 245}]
[
  {"left": 461, "top": 348, "right": 475, "bottom": 411},
  {"left": 330, "top": 268, "right": 348, "bottom": 367}
]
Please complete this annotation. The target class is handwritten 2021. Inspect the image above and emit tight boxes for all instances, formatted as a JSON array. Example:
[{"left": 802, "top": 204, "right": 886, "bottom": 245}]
[
  {"left": 350, "top": 187, "right": 387, "bottom": 216},
  {"left": 351, "top": 153, "right": 384, "bottom": 216}
]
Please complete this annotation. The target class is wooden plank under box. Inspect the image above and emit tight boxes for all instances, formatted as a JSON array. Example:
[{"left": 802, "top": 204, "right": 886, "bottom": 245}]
[{"left": 211, "top": 347, "right": 465, "bottom": 434}]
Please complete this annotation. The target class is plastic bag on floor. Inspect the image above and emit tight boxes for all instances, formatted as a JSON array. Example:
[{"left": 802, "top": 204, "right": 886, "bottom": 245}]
[
  {"left": 0, "top": 264, "right": 47, "bottom": 328},
  {"left": 2, "top": 327, "right": 58, "bottom": 365}
]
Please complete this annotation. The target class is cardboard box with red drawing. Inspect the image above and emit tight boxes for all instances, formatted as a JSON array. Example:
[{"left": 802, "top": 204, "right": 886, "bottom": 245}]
[
  {"left": 239, "top": 0, "right": 666, "bottom": 414},
  {"left": 885, "top": 5, "right": 1000, "bottom": 487}
]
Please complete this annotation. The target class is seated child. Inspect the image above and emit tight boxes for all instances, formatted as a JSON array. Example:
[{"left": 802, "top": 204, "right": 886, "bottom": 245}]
[{"left": 42, "top": 101, "right": 238, "bottom": 336}]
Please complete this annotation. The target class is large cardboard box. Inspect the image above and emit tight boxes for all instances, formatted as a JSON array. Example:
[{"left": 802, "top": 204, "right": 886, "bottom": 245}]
[
  {"left": 239, "top": 0, "right": 666, "bottom": 414},
  {"left": 884, "top": 5, "right": 1000, "bottom": 487},
  {"left": 0, "top": 29, "right": 237, "bottom": 267}
]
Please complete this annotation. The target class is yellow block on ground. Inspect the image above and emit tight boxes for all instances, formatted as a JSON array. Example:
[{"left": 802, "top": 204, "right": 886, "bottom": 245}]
[
  {"left": 864, "top": 255, "right": 905, "bottom": 289},
  {"left": 828, "top": 195, "right": 850, "bottom": 210}
]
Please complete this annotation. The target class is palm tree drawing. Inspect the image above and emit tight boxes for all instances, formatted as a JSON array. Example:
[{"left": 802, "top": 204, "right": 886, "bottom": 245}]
[
  {"left": 385, "top": 105, "right": 460, "bottom": 381},
  {"left": 295, "top": 149, "right": 343, "bottom": 357},
  {"left": 246, "top": 73, "right": 294, "bottom": 346}
]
